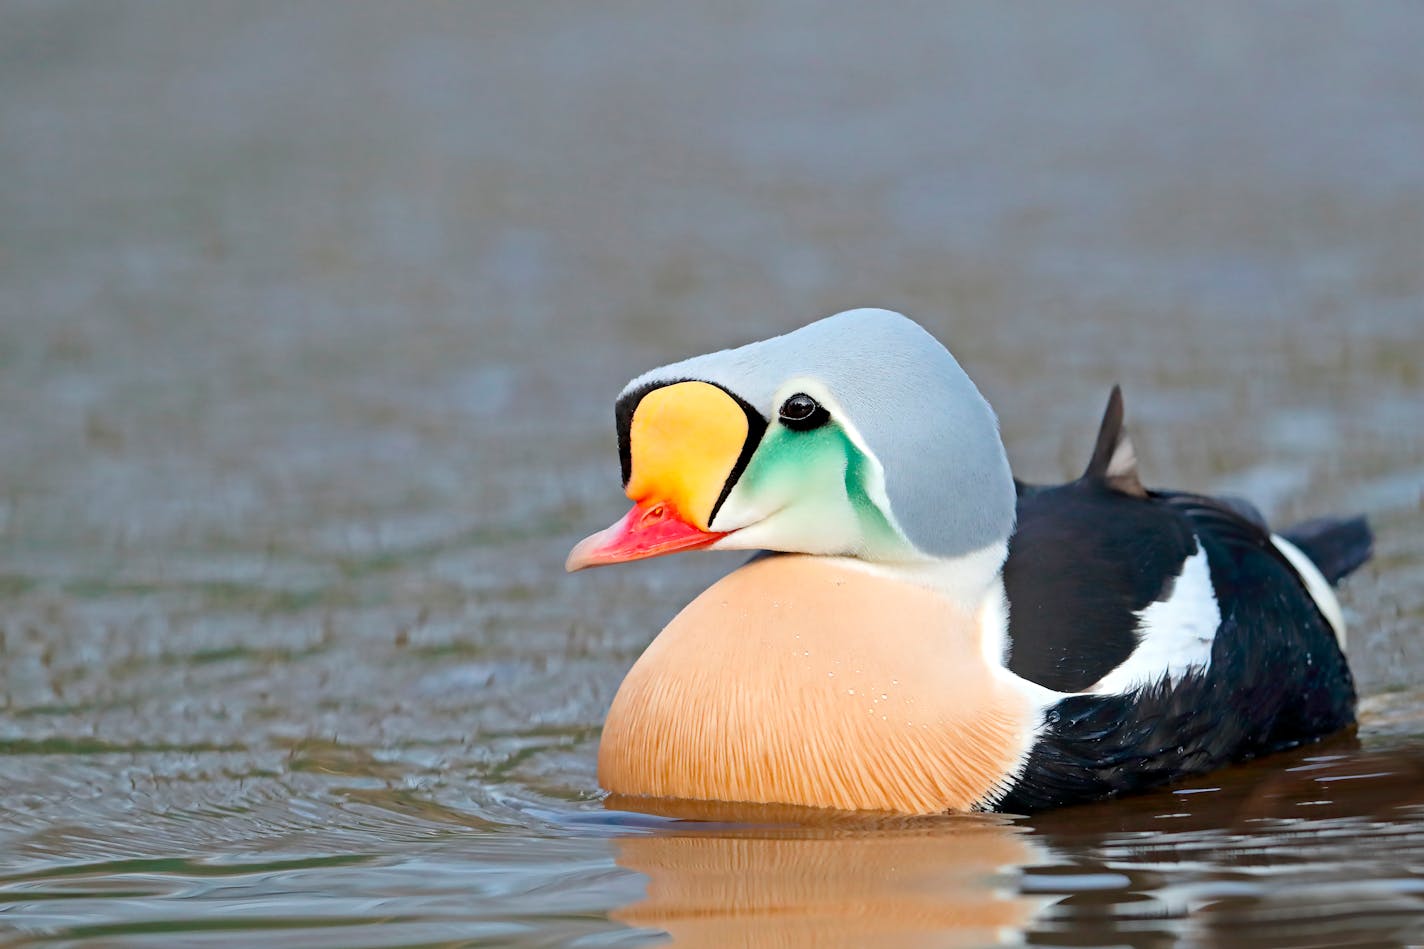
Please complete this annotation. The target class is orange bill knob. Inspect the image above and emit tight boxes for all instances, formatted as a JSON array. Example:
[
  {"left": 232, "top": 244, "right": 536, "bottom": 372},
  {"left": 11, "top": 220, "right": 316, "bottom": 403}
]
[{"left": 567, "top": 380, "right": 755, "bottom": 571}]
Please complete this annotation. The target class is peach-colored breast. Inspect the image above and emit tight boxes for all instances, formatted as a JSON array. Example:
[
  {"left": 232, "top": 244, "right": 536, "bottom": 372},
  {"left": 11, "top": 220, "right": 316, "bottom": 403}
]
[{"left": 598, "top": 555, "right": 1034, "bottom": 814}]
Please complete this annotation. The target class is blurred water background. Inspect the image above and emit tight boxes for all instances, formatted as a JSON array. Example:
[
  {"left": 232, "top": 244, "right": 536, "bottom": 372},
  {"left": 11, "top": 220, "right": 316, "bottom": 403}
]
[{"left": 1, "top": 3, "right": 1422, "bottom": 946}]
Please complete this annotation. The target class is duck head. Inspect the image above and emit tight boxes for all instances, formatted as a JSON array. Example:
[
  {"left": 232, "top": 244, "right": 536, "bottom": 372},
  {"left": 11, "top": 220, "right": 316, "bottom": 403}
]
[{"left": 567, "top": 308, "right": 1017, "bottom": 571}]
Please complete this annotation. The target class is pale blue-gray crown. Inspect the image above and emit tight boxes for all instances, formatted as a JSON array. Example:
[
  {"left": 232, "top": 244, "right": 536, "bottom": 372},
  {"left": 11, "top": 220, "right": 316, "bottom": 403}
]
[{"left": 623, "top": 308, "right": 1018, "bottom": 558}]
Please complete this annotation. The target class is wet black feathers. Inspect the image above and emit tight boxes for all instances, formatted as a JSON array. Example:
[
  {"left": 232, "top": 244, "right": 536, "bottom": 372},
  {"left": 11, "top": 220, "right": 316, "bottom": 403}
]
[
  {"left": 1003, "top": 386, "right": 1192, "bottom": 692},
  {"left": 1004, "top": 482, "right": 1195, "bottom": 691},
  {"left": 995, "top": 387, "right": 1364, "bottom": 812},
  {"left": 998, "top": 497, "right": 1357, "bottom": 813}
]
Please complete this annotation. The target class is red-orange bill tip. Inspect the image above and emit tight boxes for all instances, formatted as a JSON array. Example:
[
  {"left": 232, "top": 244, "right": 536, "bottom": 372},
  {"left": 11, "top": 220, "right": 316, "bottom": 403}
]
[{"left": 565, "top": 502, "right": 727, "bottom": 572}]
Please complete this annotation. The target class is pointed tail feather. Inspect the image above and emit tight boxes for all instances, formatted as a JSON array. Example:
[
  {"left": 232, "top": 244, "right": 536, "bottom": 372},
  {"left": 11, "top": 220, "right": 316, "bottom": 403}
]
[{"left": 1281, "top": 515, "right": 1374, "bottom": 586}]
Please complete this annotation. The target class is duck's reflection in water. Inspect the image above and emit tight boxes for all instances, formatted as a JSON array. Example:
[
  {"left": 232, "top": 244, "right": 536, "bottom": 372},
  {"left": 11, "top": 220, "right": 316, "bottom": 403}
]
[
  {"left": 599, "top": 737, "right": 1424, "bottom": 946},
  {"left": 606, "top": 797, "right": 1056, "bottom": 947}
]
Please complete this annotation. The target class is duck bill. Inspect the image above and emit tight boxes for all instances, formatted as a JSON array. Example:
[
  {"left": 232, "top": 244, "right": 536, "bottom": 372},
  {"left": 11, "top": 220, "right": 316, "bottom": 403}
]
[{"left": 566, "top": 501, "right": 728, "bottom": 572}]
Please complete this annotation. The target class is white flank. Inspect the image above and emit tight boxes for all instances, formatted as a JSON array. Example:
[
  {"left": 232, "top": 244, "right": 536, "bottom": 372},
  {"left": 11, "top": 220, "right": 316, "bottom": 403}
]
[
  {"left": 1091, "top": 544, "right": 1221, "bottom": 695},
  {"left": 1272, "top": 534, "right": 1347, "bottom": 647}
]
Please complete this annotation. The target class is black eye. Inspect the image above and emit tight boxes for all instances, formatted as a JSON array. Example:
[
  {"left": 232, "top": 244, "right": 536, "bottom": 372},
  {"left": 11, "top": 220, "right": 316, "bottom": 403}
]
[{"left": 778, "top": 393, "right": 829, "bottom": 431}]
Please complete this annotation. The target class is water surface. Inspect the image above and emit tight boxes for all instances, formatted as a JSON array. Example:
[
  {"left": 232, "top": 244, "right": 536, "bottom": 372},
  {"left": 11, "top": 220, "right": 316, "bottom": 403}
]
[{"left": 1, "top": 3, "right": 1422, "bottom": 945}]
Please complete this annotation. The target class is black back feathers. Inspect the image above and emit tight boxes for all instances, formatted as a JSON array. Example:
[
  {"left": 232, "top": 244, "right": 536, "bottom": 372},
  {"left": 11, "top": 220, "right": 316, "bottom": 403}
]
[
  {"left": 997, "top": 387, "right": 1363, "bottom": 810},
  {"left": 1003, "top": 386, "right": 1192, "bottom": 691}
]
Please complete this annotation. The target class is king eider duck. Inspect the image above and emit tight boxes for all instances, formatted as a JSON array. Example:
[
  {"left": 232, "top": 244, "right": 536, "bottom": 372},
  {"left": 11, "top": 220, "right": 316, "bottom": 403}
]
[{"left": 567, "top": 309, "right": 1372, "bottom": 814}]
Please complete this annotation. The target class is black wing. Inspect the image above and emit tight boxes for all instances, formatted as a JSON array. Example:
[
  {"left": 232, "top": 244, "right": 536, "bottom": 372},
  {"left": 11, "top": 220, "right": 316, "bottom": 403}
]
[
  {"left": 999, "top": 488, "right": 1357, "bottom": 812},
  {"left": 1003, "top": 387, "right": 1196, "bottom": 692},
  {"left": 996, "top": 389, "right": 1363, "bottom": 811}
]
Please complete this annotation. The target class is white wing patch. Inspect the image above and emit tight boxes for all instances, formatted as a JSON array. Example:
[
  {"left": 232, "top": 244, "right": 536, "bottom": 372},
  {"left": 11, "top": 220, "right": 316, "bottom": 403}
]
[
  {"left": 1271, "top": 534, "right": 1346, "bottom": 647},
  {"left": 1091, "top": 543, "right": 1221, "bottom": 695}
]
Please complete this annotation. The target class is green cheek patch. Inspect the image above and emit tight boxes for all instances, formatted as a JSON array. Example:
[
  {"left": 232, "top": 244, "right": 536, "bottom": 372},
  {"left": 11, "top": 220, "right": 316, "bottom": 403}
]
[{"left": 740, "top": 424, "right": 903, "bottom": 554}]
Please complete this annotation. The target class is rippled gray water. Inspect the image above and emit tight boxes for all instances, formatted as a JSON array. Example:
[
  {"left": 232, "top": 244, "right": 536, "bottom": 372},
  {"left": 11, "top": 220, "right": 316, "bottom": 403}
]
[{"left": 2, "top": 4, "right": 1422, "bottom": 946}]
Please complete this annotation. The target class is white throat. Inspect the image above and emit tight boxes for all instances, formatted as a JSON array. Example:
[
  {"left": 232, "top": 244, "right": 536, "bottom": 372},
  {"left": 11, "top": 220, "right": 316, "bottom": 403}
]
[{"left": 824, "top": 540, "right": 1009, "bottom": 615}]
